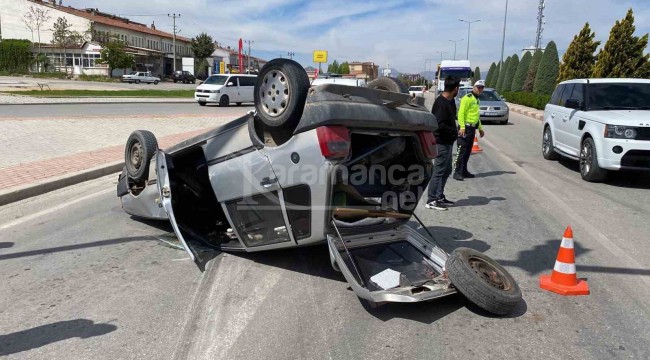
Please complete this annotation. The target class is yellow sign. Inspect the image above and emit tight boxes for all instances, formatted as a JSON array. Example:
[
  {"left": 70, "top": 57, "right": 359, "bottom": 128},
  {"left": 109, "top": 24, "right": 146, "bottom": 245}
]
[
  {"left": 219, "top": 61, "right": 225, "bottom": 74},
  {"left": 313, "top": 50, "right": 328, "bottom": 63}
]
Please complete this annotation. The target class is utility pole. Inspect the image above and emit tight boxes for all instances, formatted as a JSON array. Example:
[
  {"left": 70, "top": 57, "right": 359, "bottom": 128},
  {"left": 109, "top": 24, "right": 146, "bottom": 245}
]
[
  {"left": 436, "top": 50, "right": 447, "bottom": 63},
  {"left": 244, "top": 40, "right": 254, "bottom": 72},
  {"left": 459, "top": 18, "right": 481, "bottom": 60},
  {"left": 534, "top": 0, "right": 546, "bottom": 49},
  {"left": 167, "top": 13, "right": 180, "bottom": 72},
  {"left": 448, "top": 39, "right": 464, "bottom": 60},
  {"left": 500, "top": 0, "right": 508, "bottom": 73}
]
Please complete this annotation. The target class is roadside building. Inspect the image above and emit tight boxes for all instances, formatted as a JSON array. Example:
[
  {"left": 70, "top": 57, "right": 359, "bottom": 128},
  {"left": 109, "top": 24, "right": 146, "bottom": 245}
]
[
  {"left": 0, "top": 0, "right": 193, "bottom": 77},
  {"left": 349, "top": 61, "right": 378, "bottom": 81},
  {"left": 401, "top": 73, "right": 423, "bottom": 82}
]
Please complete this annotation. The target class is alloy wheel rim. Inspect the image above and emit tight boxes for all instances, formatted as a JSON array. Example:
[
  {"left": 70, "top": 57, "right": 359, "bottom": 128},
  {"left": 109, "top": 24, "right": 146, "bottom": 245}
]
[
  {"left": 130, "top": 142, "right": 143, "bottom": 169},
  {"left": 259, "top": 70, "right": 290, "bottom": 117},
  {"left": 543, "top": 129, "right": 551, "bottom": 154},
  {"left": 580, "top": 142, "right": 592, "bottom": 175}
]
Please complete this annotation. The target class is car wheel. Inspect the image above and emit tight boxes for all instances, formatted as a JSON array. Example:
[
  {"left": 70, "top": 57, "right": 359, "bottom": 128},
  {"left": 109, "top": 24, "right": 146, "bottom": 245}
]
[
  {"left": 500, "top": 118, "right": 509, "bottom": 125},
  {"left": 367, "top": 77, "right": 409, "bottom": 93},
  {"left": 219, "top": 95, "right": 229, "bottom": 107},
  {"left": 446, "top": 247, "right": 522, "bottom": 316},
  {"left": 236, "top": 102, "right": 242, "bottom": 106},
  {"left": 154, "top": 80, "right": 159, "bottom": 85},
  {"left": 255, "top": 58, "right": 310, "bottom": 130},
  {"left": 542, "top": 126, "right": 560, "bottom": 160},
  {"left": 198, "top": 102, "right": 207, "bottom": 106},
  {"left": 174, "top": 80, "right": 177, "bottom": 83},
  {"left": 135, "top": 80, "right": 141, "bottom": 84},
  {"left": 579, "top": 137, "right": 607, "bottom": 182},
  {"left": 125, "top": 130, "right": 158, "bottom": 182},
  {"left": 192, "top": 80, "right": 196, "bottom": 84}
]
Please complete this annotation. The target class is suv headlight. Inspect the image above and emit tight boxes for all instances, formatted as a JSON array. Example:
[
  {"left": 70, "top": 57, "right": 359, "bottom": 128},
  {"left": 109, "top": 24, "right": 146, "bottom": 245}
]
[
  {"left": 209, "top": 90, "right": 220, "bottom": 93},
  {"left": 605, "top": 125, "right": 637, "bottom": 139}
]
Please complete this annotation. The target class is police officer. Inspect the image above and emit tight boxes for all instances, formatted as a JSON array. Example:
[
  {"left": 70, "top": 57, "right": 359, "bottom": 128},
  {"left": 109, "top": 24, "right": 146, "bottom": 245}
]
[{"left": 454, "top": 79, "right": 485, "bottom": 180}]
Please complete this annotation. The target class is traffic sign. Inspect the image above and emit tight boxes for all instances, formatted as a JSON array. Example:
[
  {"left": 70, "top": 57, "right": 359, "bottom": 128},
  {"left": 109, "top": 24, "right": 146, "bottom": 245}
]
[{"left": 313, "top": 50, "right": 328, "bottom": 63}]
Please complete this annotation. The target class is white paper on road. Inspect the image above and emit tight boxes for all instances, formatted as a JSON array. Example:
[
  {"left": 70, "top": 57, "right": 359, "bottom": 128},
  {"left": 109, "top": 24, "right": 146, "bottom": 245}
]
[{"left": 370, "top": 268, "right": 401, "bottom": 290}]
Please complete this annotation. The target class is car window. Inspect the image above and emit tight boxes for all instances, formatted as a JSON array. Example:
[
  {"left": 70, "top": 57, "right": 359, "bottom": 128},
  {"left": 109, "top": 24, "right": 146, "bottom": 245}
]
[
  {"left": 239, "top": 76, "right": 257, "bottom": 87},
  {"left": 478, "top": 90, "right": 501, "bottom": 101},
  {"left": 559, "top": 84, "right": 574, "bottom": 107},
  {"left": 202, "top": 75, "right": 228, "bottom": 85},
  {"left": 550, "top": 85, "right": 563, "bottom": 105},
  {"left": 586, "top": 82, "right": 650, "bottom": 110},
  {"left": 569, "top": 84, "right": 584, "bottom": 103},
  {"left": 226, "top": 191, "right": 291, "bottom": 247}
]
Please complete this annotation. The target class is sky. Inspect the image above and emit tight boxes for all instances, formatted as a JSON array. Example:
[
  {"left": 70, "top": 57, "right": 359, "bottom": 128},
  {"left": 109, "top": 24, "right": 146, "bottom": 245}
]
[{"left": 62, "top": 0, "right": 650, "bottom": 75}]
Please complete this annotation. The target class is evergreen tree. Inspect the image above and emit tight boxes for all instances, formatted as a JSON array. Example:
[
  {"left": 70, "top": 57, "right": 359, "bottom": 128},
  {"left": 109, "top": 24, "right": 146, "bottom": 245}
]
[
  {"left": 512, "top": 51, "right": 532, "bottom": 92},
  {"left": 327, "top": 60, "right": 340, "bottom": 74},
  {"left": 489, "top": 61, "right": 501, "bottom": 88},
  {"left": 534, "top": 41, "right": 560, "bottom": 95},
  {"left": 592, "top": 9, "right": 650, "bottom": 78},
  {"left": 523, "top": 50, "right": 543, "bottom": 92},
  {"left": 472, "top": 66, "right": 481, "bottom": 84},
  {"left": 496, "top": 56, "right": 511, "bottom": 91},
  {"left": 339, "top": 61, "right": 350, "bottom": 74},
  {"left": 502, "top": 54, "right": 519, "bottom": 92},
  {"left": 558, "top": 23, "right": 600, "bottom": 82},
  {"left": 485, "top": 62, "right": 497, "bottom": 87}
]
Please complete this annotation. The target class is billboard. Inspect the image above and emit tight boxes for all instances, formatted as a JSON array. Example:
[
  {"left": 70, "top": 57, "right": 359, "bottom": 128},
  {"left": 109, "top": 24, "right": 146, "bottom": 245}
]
[{"left": 313, "top": 50, "right": 328, "bottom": 63}]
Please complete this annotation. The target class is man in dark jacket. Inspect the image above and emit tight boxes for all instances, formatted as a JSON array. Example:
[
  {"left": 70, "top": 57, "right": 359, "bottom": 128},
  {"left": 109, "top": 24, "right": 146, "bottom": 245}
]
[{"left": 426, "top": 76, "right": 460, "bottom": 210}]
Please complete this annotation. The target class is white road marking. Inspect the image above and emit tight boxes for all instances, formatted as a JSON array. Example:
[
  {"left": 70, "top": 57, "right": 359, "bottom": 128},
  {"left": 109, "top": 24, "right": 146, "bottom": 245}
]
[
  {"left": 481, "top": 137, "right": 650, "bottom": 287},
  {"left": 0, "top": 188, "right": 113, "bottom": 231}
]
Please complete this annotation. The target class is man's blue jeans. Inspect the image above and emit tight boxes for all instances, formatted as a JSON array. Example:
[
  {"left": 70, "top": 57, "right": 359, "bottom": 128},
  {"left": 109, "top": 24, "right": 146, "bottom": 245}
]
[{"left": 427, "top": 143, "right": 453, "bottom": 202}]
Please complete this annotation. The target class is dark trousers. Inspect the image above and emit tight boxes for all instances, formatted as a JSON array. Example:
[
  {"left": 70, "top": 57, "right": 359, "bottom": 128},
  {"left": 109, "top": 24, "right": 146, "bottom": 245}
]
[
  {"left": 454, "top": 125, "right": 476, "bottom": 176},
  {"left": 427, "top": 144, "right": 453, "bottom": 202}
]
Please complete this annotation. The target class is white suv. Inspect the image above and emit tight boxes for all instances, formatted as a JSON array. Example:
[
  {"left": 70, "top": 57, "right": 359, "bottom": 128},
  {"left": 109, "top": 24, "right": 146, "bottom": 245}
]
[{"left": 542, "top": 79, "right": 650, "bottom": 182}]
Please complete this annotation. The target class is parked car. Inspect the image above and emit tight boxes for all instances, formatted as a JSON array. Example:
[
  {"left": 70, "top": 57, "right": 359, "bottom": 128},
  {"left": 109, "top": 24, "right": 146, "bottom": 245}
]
[
  {"left": 455, "top": 87, "right": 509, "bottom": 124},
  {"left": 172, "top": 70, "right": 196, "bottom": 84},
  {"left": 117, "top": 59, "right": 521, "bottom": 314},
  {"left": 122, "top": 71, "right": 160, "bottom": 84},
  {"left": 194, "top": 74, "right": 257, "bottom": 106},
  {"left": 408, "top": 86, "right": 425, "bottom": 97},
  {"left": 542, "top": 78, "right": 650, "bottom": 182}
]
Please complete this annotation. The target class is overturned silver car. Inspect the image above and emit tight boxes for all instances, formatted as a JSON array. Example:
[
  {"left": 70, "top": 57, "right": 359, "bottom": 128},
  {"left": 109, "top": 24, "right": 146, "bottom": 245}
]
[{"left": 117, "top": 59, "right": 522, "bottom": 315}]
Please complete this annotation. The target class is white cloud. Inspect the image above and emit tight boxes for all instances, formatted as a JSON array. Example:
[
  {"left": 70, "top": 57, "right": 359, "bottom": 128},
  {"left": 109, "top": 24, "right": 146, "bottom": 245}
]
[{"left": 62, "top": 0, "right": 650, "bottom": 74}]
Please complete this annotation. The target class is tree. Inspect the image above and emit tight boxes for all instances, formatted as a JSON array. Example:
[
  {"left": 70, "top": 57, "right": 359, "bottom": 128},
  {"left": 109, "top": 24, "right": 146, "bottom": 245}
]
[
  {"left": 534, "top": 41, "right": 560, "bottom": 95},
  {"left": 23, "top": 6, "right": 51, "bottom": 72},
  {"left": 97, "top": 37, "right": 135, "bottom": 77},
  {"left": 523, "top": 50, "right": 543, "bottom": 92},
  {"left": 472, "top": 66, "right": 481, "bottom": 84},
  {"left": 191, "top": 33, "right": 215, "bottom": 63},
  {"left": 339, "top": 61, "right": 350, "bottom": 74},
  {"left": 51, "top": 17, "right": 87, "bottom": 74},
  {"left": 488, "top": 61, "right": 501, "bottom": 88},
  {"left": 512, "top": 52, "right": 532, "bottom": 92},
  {"left": 592, "top": 9, "right": 650, "bottom": 78},
  {"left": 485, "top": 62, "right": 497, "bottom": 87},
  {"left": 327, "top": 60, "right": 340, "bottom": 74},
  {"left": 502, "top": 54, "right": 519, "bottom": 92},
  {"left": 557, "top": 23, "right": 600, "bottom": 82},
  {"left": 495, "top": 56, "right": 511, "bottom": 91}
]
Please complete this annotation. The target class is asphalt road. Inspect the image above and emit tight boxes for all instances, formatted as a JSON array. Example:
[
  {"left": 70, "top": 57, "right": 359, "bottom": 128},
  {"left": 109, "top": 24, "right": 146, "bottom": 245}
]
[
  {"left": 1, "top": 112, "right": 649, "bottom": 359},
  {"left": 0, "top": 76, "right": 200, "bottom": 91},
  {"left": 0, "top": 103, "right": 255, "bottom": 119}
]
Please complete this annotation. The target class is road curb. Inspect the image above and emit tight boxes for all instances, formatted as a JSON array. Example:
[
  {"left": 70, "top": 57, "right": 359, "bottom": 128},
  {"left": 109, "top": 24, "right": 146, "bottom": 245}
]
[
  {"left": 0, "top": 100, "right": 194, "bottom": 106},
  {"left": 507, "top": 102, "right": 544, "bottom": 121},
  {"left": 0, "top": 161, "right": 123, "bottom": 207}
]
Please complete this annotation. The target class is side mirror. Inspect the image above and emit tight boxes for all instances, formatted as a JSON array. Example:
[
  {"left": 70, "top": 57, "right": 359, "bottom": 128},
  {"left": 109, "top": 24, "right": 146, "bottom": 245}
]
[
  {"left": 227, "top": 81, "right": 234, "bottom": 87},
  {"left": 565, "top": 99, "right": 582, "bottom": 110}
]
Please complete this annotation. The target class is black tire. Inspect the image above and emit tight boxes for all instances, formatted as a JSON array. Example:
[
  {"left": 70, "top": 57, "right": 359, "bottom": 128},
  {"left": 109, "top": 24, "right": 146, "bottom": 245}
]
[
  {"left": 125, "top": 130, "right": 158, "bottom": 182},
  {"left": 254, "top": 58, "right": 310, "bottom": 130},
  {"left": 198, "top": 102, "right": 207, "bottom": 106},
  {"left": 446, "top": 247, "right": 522, "bottom": 316},
  {"left": 367, "top": 77, "right": 409, "bottom": 94},
  {"left": 542, "top": 125, "right": 560, "bottom": 160},
  {"left": 192, "top": 80, "right": 196, "bottom": 84},
  {"left": 154, "top": 80, "right": 159, "bottom": 85},
  {"left": 500, "top": 118, "right": 509, "bottom": 125},
  {"left": 236, "top": 102, "right": 242, "bottom": 106},
  {"left": 174, "top": 79, "right": 178, "bottom": 83},
  {"left": 135, "top": 79, "right": 141, "bottom": 84},
  {"left": 219, "top": 95, "right": 229, "bottom": 107},
  {"left": 580, "top": 137, "right": 607, "bottom": 182}
]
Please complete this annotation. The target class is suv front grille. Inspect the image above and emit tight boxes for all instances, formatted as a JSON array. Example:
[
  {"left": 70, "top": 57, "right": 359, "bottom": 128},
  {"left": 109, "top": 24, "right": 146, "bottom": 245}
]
[
  {"left": 636, "top": 127, "right": 650, "bottom": 141},
  {"left": 621, "top": 150, "right": 650, "bottom": 169}
]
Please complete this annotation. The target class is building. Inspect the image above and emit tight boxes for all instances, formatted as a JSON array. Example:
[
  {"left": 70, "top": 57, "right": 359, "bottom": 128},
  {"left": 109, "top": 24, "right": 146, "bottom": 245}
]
[
  {"left": 0, "top": 0, "right": 193, "bottom": 77},
  {"left": 401, "top": 73, "right": 423, "bottom": 82},
  {"left": 349, "top": 61, "right": 378, "bottom": 80}
]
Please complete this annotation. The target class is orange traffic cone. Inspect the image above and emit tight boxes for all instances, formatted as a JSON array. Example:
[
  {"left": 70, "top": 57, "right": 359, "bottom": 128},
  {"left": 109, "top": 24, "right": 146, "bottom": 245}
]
[
  {"left": 471, "top": 136, "right": 483, "bottom": 153},
  {"left": 539, "top": 226, "right": 590, "bottom": 296}
]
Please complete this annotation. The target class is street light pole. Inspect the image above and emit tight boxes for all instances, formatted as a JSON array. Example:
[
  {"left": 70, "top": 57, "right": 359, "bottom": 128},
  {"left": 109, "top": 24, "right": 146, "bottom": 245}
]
[
  {"left": 500, "top": 0, "right": 509, "bottom": 73},
  {"left": 436, "top": 50, "right": 447, "bottom": 63},
  {"left": 459, "top": 18, "right": 480, "bottom": 60},
  {"left": 448, "top": 39, "right": 464, "bottom": 60}
]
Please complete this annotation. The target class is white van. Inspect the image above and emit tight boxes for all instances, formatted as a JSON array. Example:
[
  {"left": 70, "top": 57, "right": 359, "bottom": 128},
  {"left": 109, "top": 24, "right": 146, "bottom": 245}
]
[{"left": 195, "top": 74, "right": 257, "bottom": 106}]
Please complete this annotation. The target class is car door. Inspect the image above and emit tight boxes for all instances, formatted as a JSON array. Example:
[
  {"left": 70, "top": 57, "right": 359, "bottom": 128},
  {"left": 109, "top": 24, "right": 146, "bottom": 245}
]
[
  {"left": 553, "top": 84, "right": 575, "bottom": 154},
  {"left": 239, "top": 76, "right": 255, "bottom": 103},
  {"left": 227, "top": 76, "right": 241, "bottom": 102},
  {"left": 563, "top": 84, "right": 585, "bottom": 154}
]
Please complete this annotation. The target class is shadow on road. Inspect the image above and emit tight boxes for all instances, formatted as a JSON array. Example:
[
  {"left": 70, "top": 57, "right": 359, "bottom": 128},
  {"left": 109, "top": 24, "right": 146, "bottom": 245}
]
[
  {"left": 475, "top": 170, "right": 516, "bottom": 178},
  {"left": 0, "top": 319, "right": 117, "bottom": 356},
  {"left": 452, "top": 196, "right": 506, "bottom": 208},
  {"left": 558, "top": 158, "right": 650, "bottom": 189},
  {"left": 362, "top": 294, "right": 464, "bottom": 323},
  {"left": 0, "top": 236, "right": 155, "bottom": 261},
  {"left": 414, "top": 225, "right": 491, "bottom": 254},
  {"left": 0, "top": 242, "right": 14, "bottom": 249}
]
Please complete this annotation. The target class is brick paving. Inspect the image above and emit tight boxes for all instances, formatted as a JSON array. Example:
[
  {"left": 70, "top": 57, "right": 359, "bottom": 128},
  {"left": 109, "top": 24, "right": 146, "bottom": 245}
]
[{"left": 0, "top": 111, "right": 244, "bottom": 193}]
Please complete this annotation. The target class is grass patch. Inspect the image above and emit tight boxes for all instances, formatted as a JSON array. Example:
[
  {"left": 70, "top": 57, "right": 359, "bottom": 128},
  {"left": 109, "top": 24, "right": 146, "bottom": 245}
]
[
  {"left": 3, "top": 89, "right": 195, "bottom": 98},
  {"left": 78, "top": 74, "right": 118, "bottom": 82},
  {"left": 30, "top": 72, "right": 69, "bottom": 79}
]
